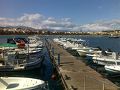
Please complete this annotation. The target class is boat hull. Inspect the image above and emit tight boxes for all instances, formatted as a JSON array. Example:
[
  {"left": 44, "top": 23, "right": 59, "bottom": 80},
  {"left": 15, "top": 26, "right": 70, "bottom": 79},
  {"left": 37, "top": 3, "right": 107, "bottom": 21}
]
[
  {"left": 105, "top": 67, "right": 120, "bottom": 74},
  {"left": 92, "top": 57, "right": 120, "bottom": 66},
  {"left": 105, "top": 65, "right": 120, "bottom": 74},
  {"left": 77, "top": 51, "right": 86, "bottom": 57},
  {"left": 0, "top": 77, "right": 45, "bottom": 90},
  {"left": 0, "top": 58, "right": 43, "bottom": 72}
]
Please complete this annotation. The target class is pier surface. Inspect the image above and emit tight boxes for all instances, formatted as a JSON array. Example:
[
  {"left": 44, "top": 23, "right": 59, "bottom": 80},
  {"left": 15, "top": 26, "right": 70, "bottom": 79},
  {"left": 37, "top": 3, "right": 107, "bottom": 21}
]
[{"left": 47, "top": 39, "right": 119, "bottom": 90}]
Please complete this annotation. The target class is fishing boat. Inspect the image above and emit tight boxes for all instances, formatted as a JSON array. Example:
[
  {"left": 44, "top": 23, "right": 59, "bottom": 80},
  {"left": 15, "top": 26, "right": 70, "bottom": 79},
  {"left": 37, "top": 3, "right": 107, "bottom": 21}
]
[
  {"left": 6, "top": 35, "right": 43, "bottom": 55},
  {"left": 7, "top": 36, "right": 43, "bottom": 48},
  {"left": 0, "top": 77, "right": 46, "bottom": 90},
  {"left": 0, "top": 49, "right": 43, "bottom": 71},
  {"left": 0, "top": 40, "right": 44, "bottom": 71}
]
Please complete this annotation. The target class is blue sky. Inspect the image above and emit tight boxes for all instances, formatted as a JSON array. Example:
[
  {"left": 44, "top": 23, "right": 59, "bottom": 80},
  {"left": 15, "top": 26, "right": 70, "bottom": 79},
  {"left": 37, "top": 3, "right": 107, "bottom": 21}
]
[
  {"left": 1, "top": 0, "right": 120, "bottom": 24},
  {"left": 0, "top": 0, "right": 120, "bottom": 31}
]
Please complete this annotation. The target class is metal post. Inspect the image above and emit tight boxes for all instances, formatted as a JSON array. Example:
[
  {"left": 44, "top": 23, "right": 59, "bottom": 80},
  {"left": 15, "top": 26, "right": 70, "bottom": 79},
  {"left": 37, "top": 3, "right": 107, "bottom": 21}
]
[
  {"left": 84, "top": 74, "right": 86, "bottom": 90},
  {"left": 58, "top": 53, "right": 60, "bottom": 66},
  {"left": 50, "top": 43, "right": 51, "bottom": 50},
  {"left": 52, "top": 47, "right": 54, "bottom": 55},
  {"left": 103, "top": 79, "right": 105, "bottom": 90},
  {"left": 17, "top": 59, "right": 19, "bottom": 67},
  {"left": 27, "top": 38, "right": 30, "bottom": 60}
]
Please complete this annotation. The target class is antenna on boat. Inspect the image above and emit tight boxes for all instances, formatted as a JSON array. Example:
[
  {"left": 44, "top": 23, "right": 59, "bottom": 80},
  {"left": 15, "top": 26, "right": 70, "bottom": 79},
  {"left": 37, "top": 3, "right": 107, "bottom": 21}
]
[
  {"left": 13, "top": 36, "right": 17, "bottom": 44},
  {"left": 27, "top": 37, "right": 30, "bottom": 60},
  {"left": 2, "top": 47, "right": 6, "bottom": 66}
]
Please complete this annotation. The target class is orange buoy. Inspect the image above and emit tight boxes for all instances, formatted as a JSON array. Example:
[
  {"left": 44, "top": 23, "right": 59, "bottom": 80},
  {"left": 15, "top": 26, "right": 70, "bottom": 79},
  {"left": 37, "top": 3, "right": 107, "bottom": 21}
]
[{"left": 51, "top": 74, "right": 56, "bottom": 80}]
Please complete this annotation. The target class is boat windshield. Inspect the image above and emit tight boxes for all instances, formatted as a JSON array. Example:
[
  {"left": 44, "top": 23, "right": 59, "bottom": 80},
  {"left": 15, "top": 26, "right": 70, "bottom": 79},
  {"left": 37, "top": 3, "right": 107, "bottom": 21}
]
[
  {"left": 116, "top": 62, "right": 120, "bottom": 65},
  {"left": 6, "top": 83, "right": 19, "bottom": 89}
]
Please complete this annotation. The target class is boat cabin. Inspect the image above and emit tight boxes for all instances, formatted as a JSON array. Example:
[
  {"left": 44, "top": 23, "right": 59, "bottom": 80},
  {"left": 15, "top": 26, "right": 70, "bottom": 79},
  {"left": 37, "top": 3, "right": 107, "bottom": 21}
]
[{"left": 7, "top": 38, "right": 28, "bottom": 44}]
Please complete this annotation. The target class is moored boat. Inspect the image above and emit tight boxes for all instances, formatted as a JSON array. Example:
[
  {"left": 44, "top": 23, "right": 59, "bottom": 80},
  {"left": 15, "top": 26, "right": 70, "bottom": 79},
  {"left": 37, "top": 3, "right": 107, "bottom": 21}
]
[
  {"left": 0, "top": 36, "right": 44, "bottom": 71},
  {"left": 0, "top": 77, "right": 46, "bottom": 90},
  {"left": 77, "top": 47, "right": 100, "bottom": 57},
  {"left": 92, "top": 52, "right": 120, "bottom": 66},
  {"left": 0, "top": 49, "right": 43, "bottom": 71},
  {"left": 105, "top": 64, "right": 120, "bottom": 74}
]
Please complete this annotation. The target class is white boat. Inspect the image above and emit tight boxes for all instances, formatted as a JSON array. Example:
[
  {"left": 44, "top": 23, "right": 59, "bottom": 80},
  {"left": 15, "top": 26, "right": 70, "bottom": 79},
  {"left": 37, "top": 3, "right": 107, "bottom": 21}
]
[
  {"left": 105, "top": 64, "right": 120, "bottom": 73},
  {"left": 71, "top": 39, "right": 86, "bottom": 50},
  {"left": 28, "top": 36, "right": 43, "bottom": 48},
  {"left": 77, "top": 47, "right": 100, "bottom": 57},
  {"left": 53, "top": 38, "right": 86, "bottom": 50},
  {"left": 108, "top": 34, "right": 120, "bottom": 38},
  {"left": 92, "top": 52, "right": 120, "bottom": 66},
  {"left": 0, "top": 77, "right": 45, "bottom": 90},
  {"left": 8, "top": 47, "right": 43, "bottom": 55}
]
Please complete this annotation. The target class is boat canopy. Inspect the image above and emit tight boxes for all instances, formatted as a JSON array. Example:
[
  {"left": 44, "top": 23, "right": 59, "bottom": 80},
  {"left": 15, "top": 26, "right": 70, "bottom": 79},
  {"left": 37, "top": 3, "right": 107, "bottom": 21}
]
[{"left": 0, "top": 43, "right": 17, "bottom": 48}]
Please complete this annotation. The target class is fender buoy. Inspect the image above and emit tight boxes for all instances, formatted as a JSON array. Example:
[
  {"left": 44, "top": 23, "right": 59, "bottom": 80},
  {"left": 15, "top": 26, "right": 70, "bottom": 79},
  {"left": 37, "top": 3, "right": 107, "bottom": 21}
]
[{"left": 51, "top": 74, "right": 56, "bottom": 80}]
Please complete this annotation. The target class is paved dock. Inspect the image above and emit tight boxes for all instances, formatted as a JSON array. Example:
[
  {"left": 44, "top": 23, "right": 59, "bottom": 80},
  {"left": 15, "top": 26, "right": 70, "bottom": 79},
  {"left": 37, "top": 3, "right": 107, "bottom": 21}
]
[{"left": 46, "top": 39, "right": 119, "bottom": 90}]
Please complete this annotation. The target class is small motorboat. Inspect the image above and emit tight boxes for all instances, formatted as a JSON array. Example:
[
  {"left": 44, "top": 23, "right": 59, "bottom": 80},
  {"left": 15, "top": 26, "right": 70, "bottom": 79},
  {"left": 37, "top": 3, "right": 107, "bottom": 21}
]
[
  {"left": 108, "top": 34, "right": 119, "bottom": 38},
  {"left": 77, "top": 47, "right": 100, "bottom": 57},
  {"left": 92, "top": 52, "right": 120, "bottom": 66},
  {"left": 0, "top": 77, "right": 46, "bottom": 90},
  {"left": 105, "top": 64, "right": 120, "bottom": 73}
]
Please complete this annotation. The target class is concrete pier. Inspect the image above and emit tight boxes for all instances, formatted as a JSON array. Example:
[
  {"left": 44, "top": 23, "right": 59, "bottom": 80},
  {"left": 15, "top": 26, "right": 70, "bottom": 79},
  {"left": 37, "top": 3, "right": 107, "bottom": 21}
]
[{"left": 46, "top": 39, "right": 119, "bottom": 90}]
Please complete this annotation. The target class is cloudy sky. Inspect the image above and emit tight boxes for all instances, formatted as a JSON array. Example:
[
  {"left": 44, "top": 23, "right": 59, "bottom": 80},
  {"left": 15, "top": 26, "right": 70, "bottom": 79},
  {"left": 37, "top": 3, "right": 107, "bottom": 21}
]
[{"left": 0, "top": 0, "right": 120, "bottom": 31}]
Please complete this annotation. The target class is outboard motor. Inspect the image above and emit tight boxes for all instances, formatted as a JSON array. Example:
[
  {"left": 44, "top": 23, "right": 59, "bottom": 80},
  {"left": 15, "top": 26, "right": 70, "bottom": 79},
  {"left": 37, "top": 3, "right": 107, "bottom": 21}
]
[{"left": 112, "top": 52, "right": 118, "bottom": 60}]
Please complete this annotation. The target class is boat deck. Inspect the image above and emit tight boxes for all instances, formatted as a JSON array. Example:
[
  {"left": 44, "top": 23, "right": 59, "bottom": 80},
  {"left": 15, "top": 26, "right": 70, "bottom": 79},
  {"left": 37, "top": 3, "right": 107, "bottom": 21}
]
[{"left": 46, "top": 39, "right": 119, "bottom": 90}]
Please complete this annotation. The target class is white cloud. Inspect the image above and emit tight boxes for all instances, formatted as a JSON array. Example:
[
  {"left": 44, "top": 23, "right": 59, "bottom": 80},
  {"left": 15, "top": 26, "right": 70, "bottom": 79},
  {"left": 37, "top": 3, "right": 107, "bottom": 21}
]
[
  {"left": 0, "top": 13, "right": 120, "bottom": 32},
  {"left": 74, "top": 23, "right": 112, "bottom": 32},
  {"left": 17, "top": 13, "right": 44, "bottom": 22},
  {"left": 0, "top": 18, "right": 15, "bottom": 21}
]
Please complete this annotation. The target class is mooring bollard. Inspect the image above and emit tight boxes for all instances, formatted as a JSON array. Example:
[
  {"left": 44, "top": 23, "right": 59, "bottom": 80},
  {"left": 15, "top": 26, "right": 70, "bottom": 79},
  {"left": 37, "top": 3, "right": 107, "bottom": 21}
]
[{"left": 58, "top": 53, "right": 60, "bottom": 66}]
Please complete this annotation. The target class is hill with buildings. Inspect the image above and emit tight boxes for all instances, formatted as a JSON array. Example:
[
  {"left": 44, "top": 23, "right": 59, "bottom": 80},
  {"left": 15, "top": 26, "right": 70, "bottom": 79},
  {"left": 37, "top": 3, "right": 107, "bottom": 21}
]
[{"left": 0, "top": 26, "right": 120, "bottom": 36}]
